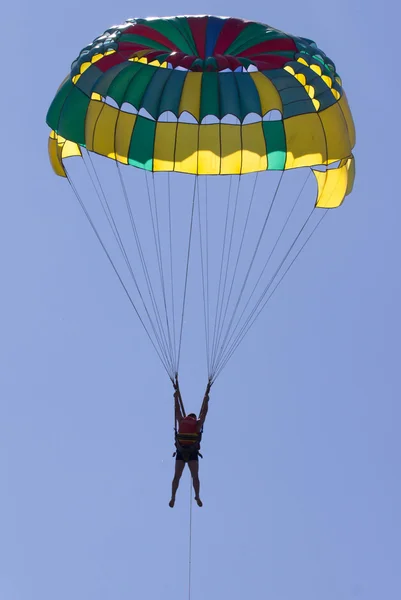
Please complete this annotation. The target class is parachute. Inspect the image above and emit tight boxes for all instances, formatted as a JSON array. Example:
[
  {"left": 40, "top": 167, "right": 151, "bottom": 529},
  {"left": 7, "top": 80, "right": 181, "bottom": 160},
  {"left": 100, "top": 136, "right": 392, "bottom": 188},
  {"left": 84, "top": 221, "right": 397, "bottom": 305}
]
[{"left": 46, "top": 15, "right": 355, "bottom": 383}]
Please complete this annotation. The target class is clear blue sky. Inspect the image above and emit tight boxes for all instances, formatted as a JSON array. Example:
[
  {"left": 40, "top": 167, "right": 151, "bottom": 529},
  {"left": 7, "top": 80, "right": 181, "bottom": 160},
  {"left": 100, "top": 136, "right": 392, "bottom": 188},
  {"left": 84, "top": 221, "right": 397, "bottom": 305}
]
[{"left": 2, "top": 1, "right": 400, "bottom": 599}]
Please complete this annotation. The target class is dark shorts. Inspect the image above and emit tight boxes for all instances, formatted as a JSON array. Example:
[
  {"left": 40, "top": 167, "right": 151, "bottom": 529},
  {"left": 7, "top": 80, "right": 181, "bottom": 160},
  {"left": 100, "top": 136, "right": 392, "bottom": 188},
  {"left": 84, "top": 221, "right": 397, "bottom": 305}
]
[{"left": 176, "top": 449, "right": 199, "bottom": 462}]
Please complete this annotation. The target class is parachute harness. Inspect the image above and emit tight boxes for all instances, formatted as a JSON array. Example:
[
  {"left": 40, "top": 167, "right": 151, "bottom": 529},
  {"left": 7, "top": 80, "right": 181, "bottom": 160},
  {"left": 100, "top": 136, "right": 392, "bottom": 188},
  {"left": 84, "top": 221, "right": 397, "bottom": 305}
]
[{"left": 172, "top": 377, "right": 211, "bottom": 459}]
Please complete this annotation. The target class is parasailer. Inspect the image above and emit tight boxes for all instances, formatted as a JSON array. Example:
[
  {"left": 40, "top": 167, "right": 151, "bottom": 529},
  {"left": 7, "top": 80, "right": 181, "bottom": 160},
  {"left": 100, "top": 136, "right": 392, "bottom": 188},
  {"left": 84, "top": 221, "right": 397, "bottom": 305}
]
[
  {"left": 169, "top": 380, "right": 210, "bottom": 507},
  {"left": 46, "top": 15, "right": 356, "bottom": 497}
]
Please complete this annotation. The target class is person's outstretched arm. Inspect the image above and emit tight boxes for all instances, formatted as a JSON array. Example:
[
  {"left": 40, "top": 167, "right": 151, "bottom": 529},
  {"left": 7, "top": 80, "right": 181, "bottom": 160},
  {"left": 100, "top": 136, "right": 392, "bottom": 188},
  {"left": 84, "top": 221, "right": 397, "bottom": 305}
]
[
  {"left": 198, "top": 384, "right": 211, "bottom": 428},
  {"left": 174, "top": 390, "right": 184, "bottom": 426}
]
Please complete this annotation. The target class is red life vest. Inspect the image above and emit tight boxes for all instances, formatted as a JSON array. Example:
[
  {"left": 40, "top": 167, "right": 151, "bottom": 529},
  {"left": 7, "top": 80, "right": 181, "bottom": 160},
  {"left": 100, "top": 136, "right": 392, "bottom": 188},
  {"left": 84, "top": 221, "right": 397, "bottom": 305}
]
[{"left": 178, "top": 416, "right": 199, "bottom": 447}]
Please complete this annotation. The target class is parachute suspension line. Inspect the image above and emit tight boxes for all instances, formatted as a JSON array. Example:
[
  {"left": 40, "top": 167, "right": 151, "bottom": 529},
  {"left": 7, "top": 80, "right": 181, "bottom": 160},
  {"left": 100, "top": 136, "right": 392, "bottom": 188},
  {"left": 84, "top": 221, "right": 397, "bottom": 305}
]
[
  {"left": 211, "top": 171, "right": 285, "bottom": 379},
  {"left": 212, "top": 169, "right": 311, "bottom": 376},
  {"left": 210, "top": 176, "right": 242, "bottom": 369},
  {"left": 64, "top": 168, "right": 172, "bottom": 379},
  {"left": 176, "top": 176, "right": 197, "bottom": 373},
  {"left": 204, "top": 179, "right": 211, "bottom": 375},
  {"left": 214, "top": 209, "right": 327, "bottom": 379},
  {"left": 116, "top": 163, "right": 175, "bottom": 377},
  {"left": 263, "top": 208, "right": 328, "bottom": 305},
  {"left": 214, "top": 206, "right": 315, "bottom": 377},
  {"left": 210, "top": 172, "right": 260, "bottom": 375},
  {"left": 197, "top": 181, "right": 210, "bottom": 374},
  {"left": 197, "top": 178, "right": 212, "bottom": 375},
  {"left": 149, "top": 172, "right": 176, "bottom": 371},
  {"left": 173, "top": 379, "right": 186, "bottom": 434},
  {"left": 213, "top": 208, "right": 328, "bottom": 380},
  {"left": 79, "top": 155, "right": 173, "bottom": 374},
  {"left": 83, "top": 151, "right": 137, "bottom": 285},
  {"left": 208, "top": 175, "right": 233, "bottom": 376},
  {"left": 142, "top": 171, "right": 175, "bottom": 375},
  {"left": 82, "top": 151, "right": 121, "bottom": 243},
  {"left": 168, "top": 172, "right": 178, "bottom": 371}
]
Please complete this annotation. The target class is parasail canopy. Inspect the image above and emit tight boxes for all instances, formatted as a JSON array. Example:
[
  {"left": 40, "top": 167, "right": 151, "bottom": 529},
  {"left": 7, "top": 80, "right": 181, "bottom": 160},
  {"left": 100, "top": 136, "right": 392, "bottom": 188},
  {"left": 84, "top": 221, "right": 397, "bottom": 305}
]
[{"left": 46, "top": 16, "right": 356, "bottom": 382}]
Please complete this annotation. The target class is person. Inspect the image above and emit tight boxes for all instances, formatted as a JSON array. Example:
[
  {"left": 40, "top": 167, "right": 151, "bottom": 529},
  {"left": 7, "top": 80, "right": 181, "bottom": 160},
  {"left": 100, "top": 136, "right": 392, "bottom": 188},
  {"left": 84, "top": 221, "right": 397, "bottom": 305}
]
[{"left": 169, "top": 384, "right": 210, "bottom": 508}]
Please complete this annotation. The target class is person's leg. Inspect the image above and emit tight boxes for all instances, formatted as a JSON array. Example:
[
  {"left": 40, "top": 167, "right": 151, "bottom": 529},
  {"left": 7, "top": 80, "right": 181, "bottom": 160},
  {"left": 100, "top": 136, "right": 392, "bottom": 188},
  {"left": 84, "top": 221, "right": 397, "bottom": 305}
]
[
  {"left": 169, "top": 460, "right": 185, "bottom": 507},
  {"left": 188, "top": 460, "right": 202, "bottom": 507}
]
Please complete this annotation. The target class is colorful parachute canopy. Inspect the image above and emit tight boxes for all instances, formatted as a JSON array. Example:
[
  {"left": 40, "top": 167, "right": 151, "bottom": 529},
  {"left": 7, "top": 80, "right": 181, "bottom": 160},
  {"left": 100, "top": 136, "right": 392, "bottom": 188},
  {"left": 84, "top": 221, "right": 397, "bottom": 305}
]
[
  {"left": 47, "top": 15, "right": 355, "bottom": 209},
  {"left": 46, "top": 16, "right": 356, "bottom": 382}
]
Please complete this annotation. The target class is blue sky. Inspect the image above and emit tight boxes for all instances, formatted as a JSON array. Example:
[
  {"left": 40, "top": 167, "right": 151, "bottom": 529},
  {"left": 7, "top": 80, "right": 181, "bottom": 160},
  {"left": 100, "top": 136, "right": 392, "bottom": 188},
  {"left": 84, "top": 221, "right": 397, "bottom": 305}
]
[{"left": 1, "top": 1, "right": 400, "bottom": 599}]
